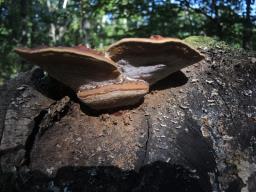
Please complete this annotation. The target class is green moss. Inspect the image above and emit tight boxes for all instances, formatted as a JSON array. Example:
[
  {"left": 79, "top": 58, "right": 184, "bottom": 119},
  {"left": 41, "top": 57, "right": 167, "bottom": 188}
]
[
  {"left": 99, "top": 36, "right": 237, "bottom": 52},
  {"left": 96, "top": 46, "right": 108, "bottom": 52},
  {"left": 183, "top": 36, "right": 231, "bottom": 50}
]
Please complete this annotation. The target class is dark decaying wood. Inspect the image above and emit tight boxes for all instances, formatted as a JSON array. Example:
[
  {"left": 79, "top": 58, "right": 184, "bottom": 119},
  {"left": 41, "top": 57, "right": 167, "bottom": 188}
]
[{"left": 0, "top": 47, "right": 256, "bottom": 192}]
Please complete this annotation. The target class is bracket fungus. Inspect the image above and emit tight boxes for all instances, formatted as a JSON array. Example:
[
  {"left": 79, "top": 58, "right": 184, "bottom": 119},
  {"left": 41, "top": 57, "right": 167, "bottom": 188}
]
[
  {"left": 107, "top": 35, "right": 205, "bottom": 85},
  {"left": 15, "top": 36, "right": 204, "bottom": 110}
]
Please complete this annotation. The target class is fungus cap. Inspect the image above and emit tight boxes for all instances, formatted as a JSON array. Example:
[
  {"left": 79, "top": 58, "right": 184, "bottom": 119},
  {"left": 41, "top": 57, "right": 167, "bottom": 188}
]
[
  {"left": 15, "top": 46, "right": 120, "bottom": 91},
  {"left": 77, "top": 79, "right": 149, "bottom": 110},
  {"left": 107, "top": 35, "right": 205, "bottom": 85},
  {"left": 15, "top": 46, "right": 150, "bottom": 110}
]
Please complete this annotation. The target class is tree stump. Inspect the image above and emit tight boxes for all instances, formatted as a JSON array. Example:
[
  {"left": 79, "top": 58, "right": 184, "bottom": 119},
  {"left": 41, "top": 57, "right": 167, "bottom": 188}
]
[{"left": 0, "top": 45, "right": 256, "bottom": 192}]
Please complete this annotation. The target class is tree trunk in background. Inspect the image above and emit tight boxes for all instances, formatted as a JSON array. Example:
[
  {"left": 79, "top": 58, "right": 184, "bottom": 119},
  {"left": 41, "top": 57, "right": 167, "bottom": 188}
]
[
  {"left": 20, "top": 0, "right": 28, "bottom": 45},
  {"left": 211, "top": 0, "right": 223, "bottom": 38},
  {"left": 243, "top": 0, "right": 253, "bottom": 49},
  {"left": 0, "top": 47, "right": 256, "bottom": 192},
  {"left": 81, "top": 1, "right": 91, "bottom": 47}
]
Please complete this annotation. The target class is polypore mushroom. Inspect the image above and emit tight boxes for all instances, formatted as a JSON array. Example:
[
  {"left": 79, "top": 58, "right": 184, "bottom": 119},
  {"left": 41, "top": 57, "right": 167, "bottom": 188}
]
[
  {"left": 15, "top": 46, "right": 149, "bottom": 110},
  {"left": 15, "top": 36, "right": 204, "bottom": 110},
  {"left": 107, "top": 35, "right": 205, "bottom": 85}
]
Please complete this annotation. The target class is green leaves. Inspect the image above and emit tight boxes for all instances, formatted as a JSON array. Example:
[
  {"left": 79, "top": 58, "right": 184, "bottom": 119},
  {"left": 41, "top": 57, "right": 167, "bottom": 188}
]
[{"left": 0, "top": 26, "right": 11, "bottom": 36}]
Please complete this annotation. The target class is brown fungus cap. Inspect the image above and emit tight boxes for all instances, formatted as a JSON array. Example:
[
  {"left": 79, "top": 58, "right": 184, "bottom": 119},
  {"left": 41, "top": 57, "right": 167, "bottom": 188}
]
[
  {"left": 77, "top": 79, "right": 149, "bottom": 110},
  {"left": 15, "top": 46, "right": 150, "bottom": 110},
  {"left": 107, "top": 35, "right": 205, "bottom": 85},
  {"left": 15, "top": 46, "right": 121, "bottom": 91}
]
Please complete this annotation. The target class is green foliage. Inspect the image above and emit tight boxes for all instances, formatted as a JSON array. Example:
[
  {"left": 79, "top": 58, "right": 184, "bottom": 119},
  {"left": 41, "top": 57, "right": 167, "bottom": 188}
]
[{"left": 0, "top": 0, "right": 255, "bottom": 84}]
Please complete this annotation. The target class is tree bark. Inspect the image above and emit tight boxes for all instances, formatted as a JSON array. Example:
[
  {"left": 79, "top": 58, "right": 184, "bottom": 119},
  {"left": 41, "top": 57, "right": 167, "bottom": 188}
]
[
  {"left": 243, "top": 0, "right": 253, "bottom": 49},
  {"left": 0, "top": 47, "right": 256, "bottom": 192},
  {"left": 211, "top": 0, "right": 223, "bottom": 38}
]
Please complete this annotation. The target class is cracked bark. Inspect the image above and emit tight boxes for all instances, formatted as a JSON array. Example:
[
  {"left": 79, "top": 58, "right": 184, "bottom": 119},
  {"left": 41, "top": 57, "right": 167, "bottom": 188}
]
[
  {"left": 24, "top": 96, "right": 72, "bottom": 165},
  {"left": 0, "top": 48, "right": 256, "bottom": 192},
  {"left": 142, "top": 114, "right": 151, "bottom": 165},
  {"left": 24, "top": 109, "right": 47, "bottom": 165}
]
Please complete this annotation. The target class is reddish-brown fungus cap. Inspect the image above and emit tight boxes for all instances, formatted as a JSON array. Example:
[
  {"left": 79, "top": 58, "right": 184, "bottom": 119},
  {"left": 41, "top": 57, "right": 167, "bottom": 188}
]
[
  {"left": 77, "top": 80, "right": 149, "bottom": 110},
  {"left": 107, "top": 35, "right": 204, "bottom": 61},
  {"left": 107, "top": 36, "right": 204, "bottom": 62},
  {"left": 106, "top": 36, "right": 205, "bottom": 84},
  {"left": 15, "top": 46, "right": 121, "bottom": 91}
]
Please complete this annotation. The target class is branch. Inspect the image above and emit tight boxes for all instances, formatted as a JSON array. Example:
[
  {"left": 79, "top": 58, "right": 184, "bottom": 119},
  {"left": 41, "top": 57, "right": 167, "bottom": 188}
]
[{"left": 63, "top": 0, "right": 68, "bottom": 9}]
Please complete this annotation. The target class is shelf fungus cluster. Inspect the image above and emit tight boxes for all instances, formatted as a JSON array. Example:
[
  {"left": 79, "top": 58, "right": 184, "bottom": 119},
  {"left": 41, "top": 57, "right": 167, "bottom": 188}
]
[{"left": 15, "top": 36, "right": 204, "bottom": 110}]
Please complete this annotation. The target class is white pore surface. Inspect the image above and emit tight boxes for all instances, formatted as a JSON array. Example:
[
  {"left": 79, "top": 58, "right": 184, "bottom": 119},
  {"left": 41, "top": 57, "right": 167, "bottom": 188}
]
[{"left": 118, "top": 59, "right": 166, "bottom": 80}]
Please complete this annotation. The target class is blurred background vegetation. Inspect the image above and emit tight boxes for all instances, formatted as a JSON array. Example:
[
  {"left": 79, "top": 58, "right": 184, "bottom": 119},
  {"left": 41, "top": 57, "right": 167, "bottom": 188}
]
[{"left": 0, "top": 0, "right": 255, "bottom": 84}]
